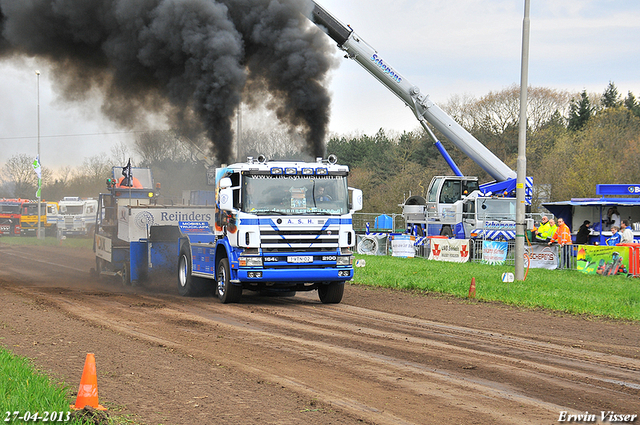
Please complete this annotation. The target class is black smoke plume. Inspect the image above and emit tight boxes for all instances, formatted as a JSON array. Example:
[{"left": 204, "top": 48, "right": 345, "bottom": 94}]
[{"left": 0, "top": 0, "right": 336, "bottom": 163}]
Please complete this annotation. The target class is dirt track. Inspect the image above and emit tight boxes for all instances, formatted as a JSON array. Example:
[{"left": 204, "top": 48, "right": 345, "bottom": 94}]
[{"left": 1, "top": 242, "right": 639, "bottom": 425}]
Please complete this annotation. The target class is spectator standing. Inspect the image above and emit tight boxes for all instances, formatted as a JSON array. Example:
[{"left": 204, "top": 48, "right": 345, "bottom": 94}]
[
  {"left": 620, "top": 220, "right": 634, "bottom": 244},
  {"left": 544, "top": 219, "right": 558, "bottom": 242},
  {"left": 606, "top": 226, "right": 622, "bottom": 246},
  {"left": 549, "top": 218, "right": 573, "bottom": 268},
  {"left": 610, "top": 207, "right": 621, "bottom": 228},
  {"left": 534, "top": 216, "right": 550, "bottom": 242},
  {"left": 549, "top": 218, "right": 572, "bottom": 246},
  {"left": 575, "top": 220, "right": 591, "bottom": 244}
]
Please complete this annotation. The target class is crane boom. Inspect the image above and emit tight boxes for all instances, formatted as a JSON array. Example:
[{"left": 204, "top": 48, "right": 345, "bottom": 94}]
[{"left": 310, "top": 2, "right": 517, "bottom": 183}]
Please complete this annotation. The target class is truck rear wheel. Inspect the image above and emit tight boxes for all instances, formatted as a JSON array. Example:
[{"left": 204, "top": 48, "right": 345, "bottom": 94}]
[
  {"left": 94, "top": 257, "right": 104, "bottom": 282},
  {"left": 121, "top": 262, "right": 130, "bottom": 286},
  {"left": 178, "top": 247, "right": 207, "bottom": 296},
  {"left": 318, "top": 282, "right": 344, "bottom": 304},
  {"left": 216, "top": 258, "right": 242, "bottom": 303}
]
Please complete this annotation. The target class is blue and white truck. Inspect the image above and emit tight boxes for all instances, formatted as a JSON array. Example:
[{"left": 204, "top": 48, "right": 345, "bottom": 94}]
[{"left": 93, "top": 157, "right": 362, "bottom": 304}]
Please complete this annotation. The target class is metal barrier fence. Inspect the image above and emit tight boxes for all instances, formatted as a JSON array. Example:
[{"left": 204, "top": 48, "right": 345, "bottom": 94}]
[
  {"left": 469, "top": 240, "right": 576, "bottom": 270},
  {"left": 353, "top": 213, "right": 406, "bottom": 234},
  {"left": 356, "top": 232, "right": 578, "bottom": 270},
  {"left": 353, "top": 212, "right": 579, "bottom": 270}
]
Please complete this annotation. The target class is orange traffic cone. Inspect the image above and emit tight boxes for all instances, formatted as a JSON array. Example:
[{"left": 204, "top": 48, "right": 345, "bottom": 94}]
[
  {"left": 468, "top": 277, "right": 476, "bottom": 299},
  {"left": 70, "top": 353, "right": 107, "bottom": 411}
]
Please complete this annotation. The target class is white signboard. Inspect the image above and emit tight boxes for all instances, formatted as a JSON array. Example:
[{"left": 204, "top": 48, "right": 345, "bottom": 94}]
[
  {"left": 429, "top": 239, "right": 470, "bottom": 263},
  {"left": 524, "top": 244, "right": 558, "bottom": 270},
  {"left": 391, "top": 235, "right": 415, "bottom": 258}
]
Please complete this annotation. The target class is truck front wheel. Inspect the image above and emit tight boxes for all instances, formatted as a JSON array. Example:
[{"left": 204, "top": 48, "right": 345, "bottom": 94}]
[
  {"left": 178, "top": 247, "right": 206, "bottom": 296},
  {"left": 441, "top": 226, "right": 453, "bottom": 238},
  {"left": 216, "top": 258, "right": 242, "bottom": 303},
  {"left": 318, "top": 282, "right": 344, "bottom": 304}
]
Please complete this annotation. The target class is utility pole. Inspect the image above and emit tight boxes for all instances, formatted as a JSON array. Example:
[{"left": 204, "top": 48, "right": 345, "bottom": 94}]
[
  {"left": 515, "top": 0, "right": 530, "bottom": 280},
  {"left": 36, "top": 70, "right": 43, "bottom": 240},
  {"left": 236, "top": 106, "right": 242, "bottom": 162}
]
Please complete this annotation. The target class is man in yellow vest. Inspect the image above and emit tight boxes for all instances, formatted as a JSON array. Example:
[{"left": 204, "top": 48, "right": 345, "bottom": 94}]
[
  {"left": 534, "top": 216, "right": 550, "bottom": 242},
  {"left": 543, "top": 219, "right": 558, "bottom": 242}
]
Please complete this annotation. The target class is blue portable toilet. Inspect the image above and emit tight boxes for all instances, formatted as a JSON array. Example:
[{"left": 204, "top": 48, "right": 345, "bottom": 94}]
[{"left": 375, "top": 214, "right": 392, "bottom": 230}]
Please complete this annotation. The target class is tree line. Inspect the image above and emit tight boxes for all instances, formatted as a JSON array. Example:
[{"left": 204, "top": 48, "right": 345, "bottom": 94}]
[
  {"left": 328, "top": 82, "right": 640, "bottom": 213},
  {"left": 2, "top": 83, "right": 639, "bottom": 213},
  {"left": 0, "top": 131, "right": 213, "bottom": 203}
]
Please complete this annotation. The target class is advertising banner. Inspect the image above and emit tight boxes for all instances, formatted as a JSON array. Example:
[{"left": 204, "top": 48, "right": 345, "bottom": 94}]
[
  {"left": 391, "top": 235, "right": 416, "bottom": 258},
  {"left": 482, "top": 241, "right": 509, "bottom": 265},
  {"left": 118, "top": 206, "right": 216, "bottom": 242},
  {"left": 524, "top": 244, "right": 558, "bottom": 270},
  {"left": 576, "top": 245, "right": 629, "bottom": 276},
  {"left": 429, "top": 239, "right": 470, "bottom": 263}
]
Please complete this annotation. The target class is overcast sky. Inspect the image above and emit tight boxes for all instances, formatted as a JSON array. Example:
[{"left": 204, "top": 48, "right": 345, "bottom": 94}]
[{"left": 1, "top": 0, "right": 639, "bottom": 170}]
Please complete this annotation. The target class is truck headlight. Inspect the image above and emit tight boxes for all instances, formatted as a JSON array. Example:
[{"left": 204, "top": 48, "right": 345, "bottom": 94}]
[
  {"left": 336, "top": 256, "right": 352, "bottom": 266},
  {"left": 239, "top": 257, "right": 263, "bottom": 267}
]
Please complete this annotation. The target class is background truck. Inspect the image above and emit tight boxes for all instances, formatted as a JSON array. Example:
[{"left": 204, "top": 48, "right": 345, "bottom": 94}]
[
  {"left": 310, "top": 2, "right": 533, "bottom": 239},
  {"left": 57, "top": 197, "right": 98, "bottom": 237},
  {"left": 20, "top": 201, "right": 59, "bottom": 236},
  {"left": 0, "top": 198, "right": 26, "bottom": 236},
  {"left": 93, "top": 157, "right": 363, "bottom": 304},
  {"left": 403, "top": 185, "right": 528, "bottom": 240}
]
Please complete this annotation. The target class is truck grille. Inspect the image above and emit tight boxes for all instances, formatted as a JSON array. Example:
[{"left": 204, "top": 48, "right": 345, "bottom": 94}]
[
  {"left": 260, "top": 229, "right": 339, "bottom": 253},
  {"left": 64, "top": 216, "right": 74, "bottom": 229}
]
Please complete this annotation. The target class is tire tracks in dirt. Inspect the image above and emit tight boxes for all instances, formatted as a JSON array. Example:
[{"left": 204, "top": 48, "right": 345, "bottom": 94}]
[
  {"left": 2, "top": 243, "right": 639, "bottom": 424},
  {"left": 7, "top": 284, "right": 639, "bottom": 425}
]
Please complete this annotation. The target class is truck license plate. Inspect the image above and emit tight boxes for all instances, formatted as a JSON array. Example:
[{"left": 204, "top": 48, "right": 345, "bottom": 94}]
[{"left": 287, "top": 256, "right": 313, "bottom": 263}]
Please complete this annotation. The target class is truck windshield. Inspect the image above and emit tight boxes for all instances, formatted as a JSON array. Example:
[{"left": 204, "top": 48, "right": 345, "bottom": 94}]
[
  {"left": 477, "top": 198, "right": 516, "bottom": 220},
  {"left": 242, "top": 175, "right": 349, "bottom": 215},
  {"left": 0, "top": 205, "right": 21, "bottom": 214},
  {"left": 25, "top": 204, "right": 45, "bottom": 215},
  {"left": 61, "top": 205, "right": 84, "bottom": 215}
]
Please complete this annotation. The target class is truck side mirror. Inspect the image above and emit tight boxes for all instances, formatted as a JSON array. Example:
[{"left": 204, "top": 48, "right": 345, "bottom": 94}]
[
  {"left": 219, "top": 177, "right": 232, "bottom": 189},
  {"left": 349, "top": 188, "right": 363, "bottom": 213}
]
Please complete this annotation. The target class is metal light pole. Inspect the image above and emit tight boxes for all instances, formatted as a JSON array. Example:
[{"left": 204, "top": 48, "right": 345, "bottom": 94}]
[
  {"left": 515, "top": 0, "right": 530, "bottom": 280},
  {"left": 36, "top": 70, "right": 43, "bottom": 239},
  {"left": 236, "top": 105, "right": 242, "bottom": 162}
]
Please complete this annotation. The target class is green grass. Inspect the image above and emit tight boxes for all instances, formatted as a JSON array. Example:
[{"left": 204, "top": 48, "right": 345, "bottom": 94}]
[
  {"left": 353, "top": 255, "right": 640, "bottom": 321},
  {"left": 0, "top": 346, "right": 141, "bottom": 424},
  {"left": 0, "top": 346, "right": 84, "bottom": 424},
  {"left": 0, "top": 236, "right": 93, "bottom": 249}
]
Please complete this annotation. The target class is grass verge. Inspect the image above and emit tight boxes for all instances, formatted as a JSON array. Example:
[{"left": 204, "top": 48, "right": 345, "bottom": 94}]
[
  {"left": 0, "top": 236, "right": 93, "bottom": 250},
  {"left": 0, "top": 346, "right": 84, "bottom": 424},
  {"left": 0, "top": 346, "right": 141, "bottom": 424},
  {"left": 353, "top": 255, "right": 640, "bottom": 321}
]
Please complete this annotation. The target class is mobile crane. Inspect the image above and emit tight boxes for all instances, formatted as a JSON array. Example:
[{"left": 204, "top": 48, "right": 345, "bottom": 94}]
[{"left": 310, "top": 2, "right": 532, "bottom": 239}]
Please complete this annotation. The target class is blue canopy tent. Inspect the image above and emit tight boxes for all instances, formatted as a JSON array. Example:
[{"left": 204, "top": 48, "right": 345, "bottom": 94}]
[{"left": 543, "top": 197, "right": 640, "bottom": 245}]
